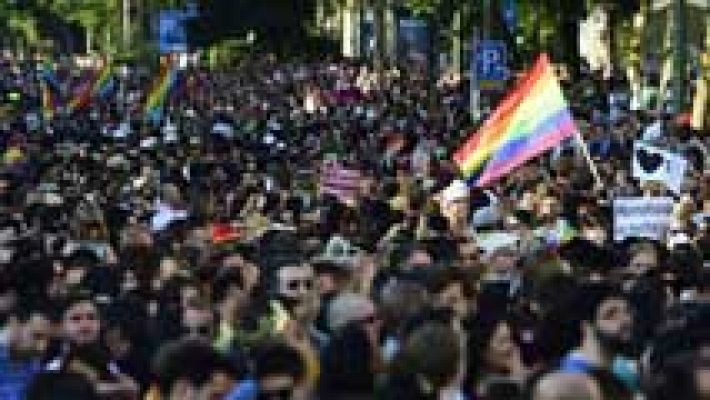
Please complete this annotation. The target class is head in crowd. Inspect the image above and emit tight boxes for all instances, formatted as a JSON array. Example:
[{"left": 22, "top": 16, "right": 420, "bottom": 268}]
[
  {"left": 387, "top": 322, "right": 464, "bottom": 400},
  {"left": 252, "top": 341, "right": 306, "bottom": 400},
  {"left": 5, "top": 306, "right": 51, "bottom": 360},
  {"left": 562, "top": 282, "right": 634, "bottom": 371},
  {"left": 59, "top": 291, "right": 101, "bottom": 348},
  {"left": 181, "top": 296, "right": 215, "bottom": 341},
  {"left": 272, "top": 260, "right": 320, "bottom": 325},
  {"left": 530, "top": 372, "right": 603, "bottom": 400},
  {"left": 152, "top": 338, "right": 238, "bottom": 400},
  {"left": 467, "top": 313, "right": 524, "bottom": 395}
]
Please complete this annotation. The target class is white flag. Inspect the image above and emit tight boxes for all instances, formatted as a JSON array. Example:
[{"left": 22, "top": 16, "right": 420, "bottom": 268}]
[{"left": 632, "top": 141, "right": 688, "bottom": 195}]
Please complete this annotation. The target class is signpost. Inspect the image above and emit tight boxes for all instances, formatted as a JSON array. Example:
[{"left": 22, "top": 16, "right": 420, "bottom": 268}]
[
  {"left": 470, "top": 38, "right": 509, "bottom": 121},
  {"left": 476, "top": 39, "right": 510, "bottom": 90}
]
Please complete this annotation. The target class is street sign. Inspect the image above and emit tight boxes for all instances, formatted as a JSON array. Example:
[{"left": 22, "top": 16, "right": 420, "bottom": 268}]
[
  {"left": 158, "top": 10, "right": 188, "bottom": 54},
  {"left": 475, "top": 40, "right": 509, "bottom": 88}
]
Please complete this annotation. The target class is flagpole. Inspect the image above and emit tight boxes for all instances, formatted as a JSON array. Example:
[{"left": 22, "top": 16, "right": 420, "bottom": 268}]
[{"left": 573, "top": 129, "right": 603, "bottom": 189}]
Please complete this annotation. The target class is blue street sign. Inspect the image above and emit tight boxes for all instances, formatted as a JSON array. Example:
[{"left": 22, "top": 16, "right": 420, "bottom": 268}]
[
  {"left": 476, "top": 40, "right": 509, "bottom": 83},
  {"left": 158, "top": 10, "right": 188, "bottom": 54}
]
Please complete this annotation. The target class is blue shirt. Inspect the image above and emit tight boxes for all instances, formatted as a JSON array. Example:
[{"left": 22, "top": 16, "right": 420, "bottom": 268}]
[
  {"left": 559, "top": 352, "right": 595, "bottom": 373},
  {"left": 0, "top": 346, "right": 41, "bottom": 400},
  {"left": 225, "top": 379, "right": 258, "bottom": 400}
]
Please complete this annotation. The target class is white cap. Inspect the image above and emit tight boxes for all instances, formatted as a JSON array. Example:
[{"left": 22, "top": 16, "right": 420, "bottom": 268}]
[{"left": 440, "top": 180, "right": 469, "bottom": 203}]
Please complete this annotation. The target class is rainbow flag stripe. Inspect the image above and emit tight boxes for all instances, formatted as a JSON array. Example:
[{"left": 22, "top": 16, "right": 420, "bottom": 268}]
[
  {"left": 144, "top": 61, "right": 177, "bottom": 124},
  {"left": 454, "top": 54, "right": 577, "bottom": 187},
  {"left": 92, "top": 63, "right": 115, "bottom": 98},
  {"left": 67, "top": 72, "right": 94, "bottom": 113},
  {"left": 40, "top": 61, "right": 61, "bottom": 91},
  {"left": 67, "top": 62, "right": 115, "bottom": 113}
]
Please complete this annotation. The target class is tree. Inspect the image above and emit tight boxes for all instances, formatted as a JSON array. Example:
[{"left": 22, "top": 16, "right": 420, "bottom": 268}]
[
  {"left": 188, "top": 0, "right": 319, "bottom": 57},
  {"left": 0, "top": 2, "right": 41, "bottom": 51},
  {"left": 38, "top": 0, "right": 122, "bottom": 53}
]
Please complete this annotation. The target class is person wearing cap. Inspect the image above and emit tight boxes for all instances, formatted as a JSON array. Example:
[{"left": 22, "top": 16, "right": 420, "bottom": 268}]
[{"left": 438, "top": 179, "right": 470, "bottom": 238}]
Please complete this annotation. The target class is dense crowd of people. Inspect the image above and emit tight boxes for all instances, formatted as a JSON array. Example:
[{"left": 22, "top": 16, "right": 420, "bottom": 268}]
[{"left": 0, "top": 53, "right": 707, "bottom": 400}]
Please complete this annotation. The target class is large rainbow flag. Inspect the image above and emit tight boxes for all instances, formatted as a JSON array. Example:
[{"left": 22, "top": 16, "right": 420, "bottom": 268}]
[
  {"left": 454, "top": 54, "right": 577, "bottom": 187},
  {"left": 144, "top": 60, "right": 177, "bottom": 124}
]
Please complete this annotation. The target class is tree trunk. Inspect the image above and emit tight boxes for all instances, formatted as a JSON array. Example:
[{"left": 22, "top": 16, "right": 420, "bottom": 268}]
[
  {"left": 385, "top": 0, "right": 396, "bottom": 65},
  {"left": 627, "top": 0, "right": 648, "bottom": 110},
  {"left": 451, "top": 6, "right": 462, "bottom": 74},
  {"left": 374, "top": 0, "right": 386, "bottom": 73},
  {"left": 691, "top": 12, "right": 709, "bottom": 131},
  {"left": 658, "top": 9, "right": 673, "bottom": 114},
  {"left": 86, "top": 26, "right": 93, "bottom": 54},
  {"left": 342, "top": 0, "right": 361, "bottom": 58}
]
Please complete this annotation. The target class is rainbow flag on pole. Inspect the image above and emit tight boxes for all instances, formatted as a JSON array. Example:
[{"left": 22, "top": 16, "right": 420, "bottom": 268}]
[
  {"left": 144, "top": 60, "right": 177, "bottom": 124},
  {"left": 67, "top": 62, "right": 115, "bottom": 113},
  {"left": 454, "top": 54, "right": 578, "bottom": 187}
]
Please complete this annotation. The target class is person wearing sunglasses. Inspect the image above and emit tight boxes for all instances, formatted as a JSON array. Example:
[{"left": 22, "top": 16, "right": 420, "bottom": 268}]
[
  {"left": 181, "top": 298, "right": 215, "bottom": 342},
  {"left": 270, "top": 261, "right": 325, "bottom": 398}
]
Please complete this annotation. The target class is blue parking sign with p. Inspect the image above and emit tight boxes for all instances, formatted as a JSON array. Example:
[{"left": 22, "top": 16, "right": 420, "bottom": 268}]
[{"left": 476, "top": 40, "right": 509, "bottom": 83}]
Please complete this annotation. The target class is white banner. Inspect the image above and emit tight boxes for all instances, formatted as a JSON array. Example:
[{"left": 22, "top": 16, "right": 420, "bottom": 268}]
[
  {"left": 613, "top": 197, "right": 674, "bottom": 242},
  {"left": 632, "top": 141, "right": 688, "bottom": 195}
]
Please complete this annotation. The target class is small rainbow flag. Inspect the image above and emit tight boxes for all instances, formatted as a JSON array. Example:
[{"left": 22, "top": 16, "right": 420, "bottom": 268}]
[
  {"left": 92, "top": 63, "right": 115, "bottom": 99},
  {"left": 454, "top": 54, "right": 578, "bottom": 187},
  {"left": 39, "top": 60, "right": 61, "bottom": 92},
  {"left": 67, "top": 63, "right": 115, "bottom": 113},
  {"left": 144, "top": 60, "right": 177, "bottom": 124},
  {"left": 66, "top": 72, "right": 94, "bottom": 114}
]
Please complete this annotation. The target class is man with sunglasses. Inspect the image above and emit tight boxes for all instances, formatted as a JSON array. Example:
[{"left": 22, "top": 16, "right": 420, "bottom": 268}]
[
  {"left": 181, "top": 298, "right": 215, "bottom": 342},
  {"left": 270, "top": 260, "right": 326, "bottom": 398}
]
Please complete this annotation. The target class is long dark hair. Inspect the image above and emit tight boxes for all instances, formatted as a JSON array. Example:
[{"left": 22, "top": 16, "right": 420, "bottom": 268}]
[{"left": 466, "top": 313, "right": 515, "bottom": 386}]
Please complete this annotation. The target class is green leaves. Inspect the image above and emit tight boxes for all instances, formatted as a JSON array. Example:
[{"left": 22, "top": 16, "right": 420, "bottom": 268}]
[{"left": 405, "top": 0, "right": 442, "bottom": 17}]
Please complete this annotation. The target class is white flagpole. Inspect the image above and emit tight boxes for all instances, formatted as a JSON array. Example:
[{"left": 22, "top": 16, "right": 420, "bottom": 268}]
[{"left": 573, "top": 130, "right": 603, "bottom": 189}]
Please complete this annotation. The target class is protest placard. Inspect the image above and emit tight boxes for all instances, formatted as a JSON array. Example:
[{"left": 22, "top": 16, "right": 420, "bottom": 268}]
[{"left": 613, "top": 197, "right": 674, "bottom": 242}]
